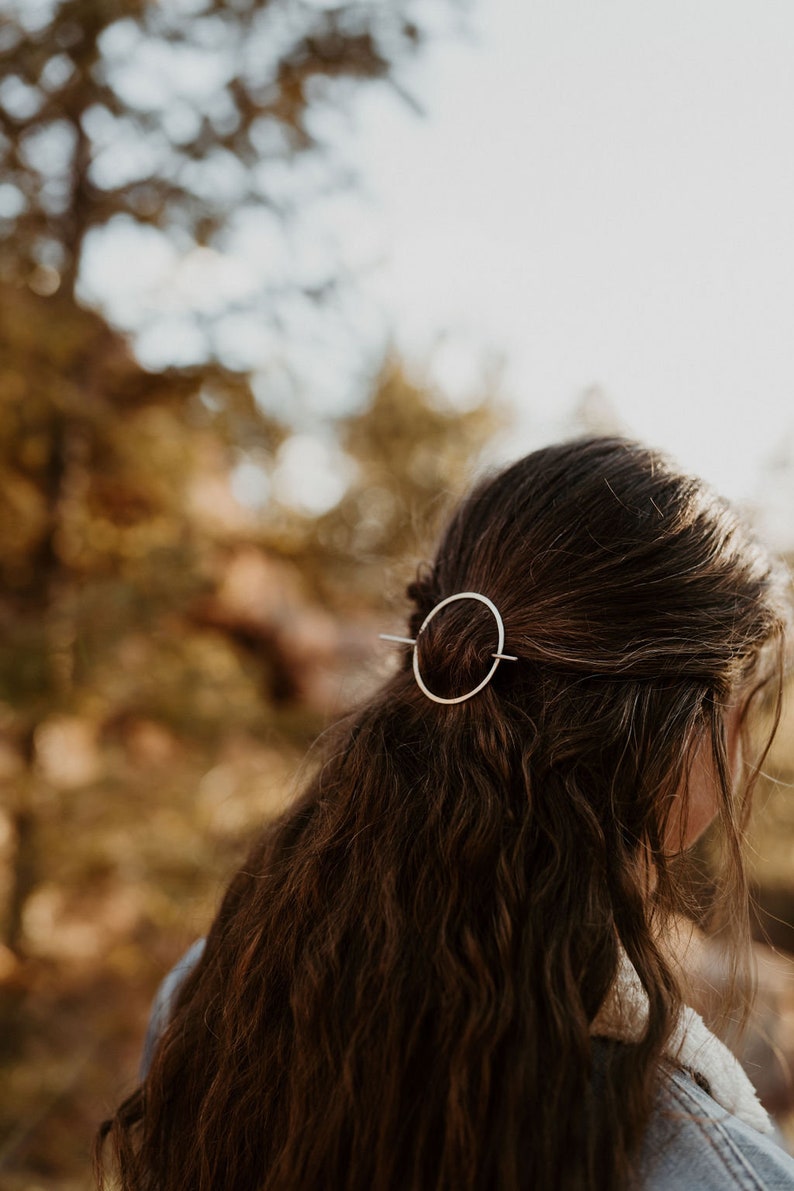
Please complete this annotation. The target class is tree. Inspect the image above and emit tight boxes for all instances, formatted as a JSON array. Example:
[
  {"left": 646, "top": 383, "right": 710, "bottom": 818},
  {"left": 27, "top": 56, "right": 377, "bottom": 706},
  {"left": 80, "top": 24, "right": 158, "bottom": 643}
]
[
  {"left": 0, "top": 0, "right": 424, "bottom": 307},
  {"left": 283, "top": 356, "right": 506, "bottom": 606},
  {"left": 0, "top": 5, "right": 509, "bottom": 1176},
  {"left": 0, "top": 0, "right": 441, "bottom": 954}
]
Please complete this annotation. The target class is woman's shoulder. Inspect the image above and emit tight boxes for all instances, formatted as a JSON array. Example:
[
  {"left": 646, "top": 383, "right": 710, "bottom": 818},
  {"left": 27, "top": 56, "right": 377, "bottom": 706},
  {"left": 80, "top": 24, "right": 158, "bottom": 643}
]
[
  {"left": 139, "top": 937, "right": 206, "bottom": 1077},
  {"left": 141, "top": 947, "right": 794, "bottom": 1189},
  {"left": 639, "top": 1063, "right": 794, "bottom": 1190}
]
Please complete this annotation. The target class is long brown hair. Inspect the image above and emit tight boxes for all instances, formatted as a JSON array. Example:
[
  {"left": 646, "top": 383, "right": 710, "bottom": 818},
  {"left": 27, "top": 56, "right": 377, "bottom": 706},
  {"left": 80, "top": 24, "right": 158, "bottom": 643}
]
[{"left": 98, "top": 438, "right": 790, "bottom": 1190}]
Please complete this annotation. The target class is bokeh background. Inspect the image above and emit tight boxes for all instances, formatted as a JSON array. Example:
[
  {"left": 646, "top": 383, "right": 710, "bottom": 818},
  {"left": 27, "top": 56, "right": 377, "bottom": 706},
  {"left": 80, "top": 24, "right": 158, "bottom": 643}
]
[{"left": 1, "top": 1, "right": 794, "bottom": 1187}]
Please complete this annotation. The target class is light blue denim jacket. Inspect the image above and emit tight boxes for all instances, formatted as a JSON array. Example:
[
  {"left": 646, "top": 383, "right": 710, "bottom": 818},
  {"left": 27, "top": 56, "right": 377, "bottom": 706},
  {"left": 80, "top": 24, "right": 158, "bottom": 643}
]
[
  {"left": 142, "top": 940, "right": 794, "bottom": 1189},
  {"left": 638, "top": 1061, "right": 794, "bottom": 1189}
]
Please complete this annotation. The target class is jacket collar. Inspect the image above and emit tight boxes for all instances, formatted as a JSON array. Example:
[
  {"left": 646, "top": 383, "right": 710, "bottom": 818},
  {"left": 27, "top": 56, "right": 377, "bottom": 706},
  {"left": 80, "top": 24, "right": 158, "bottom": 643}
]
[{"left": 591, "top": 950, "right": 772, "bottom": 1135}]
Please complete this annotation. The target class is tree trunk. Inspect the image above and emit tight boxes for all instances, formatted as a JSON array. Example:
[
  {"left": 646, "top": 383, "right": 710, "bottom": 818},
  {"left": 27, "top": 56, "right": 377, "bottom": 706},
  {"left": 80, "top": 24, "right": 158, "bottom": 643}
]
[{"left": 4, "top": 801, "right": 36, "bottom": 956}]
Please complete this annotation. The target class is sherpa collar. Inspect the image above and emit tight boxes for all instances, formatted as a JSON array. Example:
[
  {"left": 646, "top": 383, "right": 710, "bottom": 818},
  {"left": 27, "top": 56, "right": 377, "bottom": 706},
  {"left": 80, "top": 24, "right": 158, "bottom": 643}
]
[{"left": 591, "top": 951, "right": 772, "bottom": 1136}]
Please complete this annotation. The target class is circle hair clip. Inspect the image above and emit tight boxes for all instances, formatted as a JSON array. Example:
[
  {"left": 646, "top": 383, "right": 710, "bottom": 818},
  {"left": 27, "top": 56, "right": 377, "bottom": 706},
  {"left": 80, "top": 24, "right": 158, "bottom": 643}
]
[{"left": 379, "top": 591, "right": 518, "bottom": 705}]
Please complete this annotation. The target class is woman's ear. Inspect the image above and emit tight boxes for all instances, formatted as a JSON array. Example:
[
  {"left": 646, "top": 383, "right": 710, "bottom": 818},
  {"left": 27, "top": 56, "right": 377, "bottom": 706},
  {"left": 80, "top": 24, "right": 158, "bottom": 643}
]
[
  {"left": 670, "top": 703, "right": 744, "bottom": 853},
  {"left": 679, "top": 733, "right": 721, "bottom": 851}
]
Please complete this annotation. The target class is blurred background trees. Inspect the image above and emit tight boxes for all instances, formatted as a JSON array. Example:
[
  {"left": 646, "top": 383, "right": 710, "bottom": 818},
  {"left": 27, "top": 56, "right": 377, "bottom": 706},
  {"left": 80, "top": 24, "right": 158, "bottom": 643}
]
[
  {"left": 0, "top": 0, "right": 505, "bottom": 1182},
  {"left": 1, "top": 0, "right": 419, "bottom": 297}
]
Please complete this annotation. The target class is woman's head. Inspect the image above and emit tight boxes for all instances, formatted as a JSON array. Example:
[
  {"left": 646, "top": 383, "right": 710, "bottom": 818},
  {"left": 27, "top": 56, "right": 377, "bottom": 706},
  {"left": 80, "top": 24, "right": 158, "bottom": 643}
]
[
  {"left": 99, "top": 437, "right": 790, "bottom": 1191},
  {"left": 397, "top": 436, "right": 787, "bottom": 879}
]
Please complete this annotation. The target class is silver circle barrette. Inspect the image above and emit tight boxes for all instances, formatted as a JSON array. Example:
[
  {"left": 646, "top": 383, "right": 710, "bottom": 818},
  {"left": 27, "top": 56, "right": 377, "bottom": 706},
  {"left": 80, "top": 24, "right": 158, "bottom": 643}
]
[{"left": 379, "top": 591, "right": 518, "bottom": 705}]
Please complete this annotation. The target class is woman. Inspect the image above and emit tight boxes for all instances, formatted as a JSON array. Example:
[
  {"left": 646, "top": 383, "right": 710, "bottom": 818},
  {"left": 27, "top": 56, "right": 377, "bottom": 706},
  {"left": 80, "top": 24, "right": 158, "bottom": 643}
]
[{"left": 98, "top": 437, "right": 794, "bottom": 1189}]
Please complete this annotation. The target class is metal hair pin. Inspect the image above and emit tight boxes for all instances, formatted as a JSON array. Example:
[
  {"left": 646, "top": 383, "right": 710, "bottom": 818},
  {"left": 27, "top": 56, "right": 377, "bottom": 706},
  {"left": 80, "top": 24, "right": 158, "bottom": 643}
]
[{"left": 379, "top": 591, "right": 518, "bottom": 705}]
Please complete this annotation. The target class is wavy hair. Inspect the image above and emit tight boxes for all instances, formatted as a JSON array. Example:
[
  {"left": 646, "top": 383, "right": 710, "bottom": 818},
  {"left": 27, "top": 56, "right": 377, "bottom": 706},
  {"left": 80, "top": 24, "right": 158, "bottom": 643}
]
[{"left": 98, "top": 438, "right": 790, "bottom": 1190}]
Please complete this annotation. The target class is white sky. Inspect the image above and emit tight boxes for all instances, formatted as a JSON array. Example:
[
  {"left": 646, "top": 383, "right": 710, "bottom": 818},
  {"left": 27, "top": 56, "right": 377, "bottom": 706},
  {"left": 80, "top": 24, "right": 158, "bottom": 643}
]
[
  {"left": 81, "top": 0, "right": 794, "bottom": 543},
  {"left": 349, "top": 0, "right": 794, "bottom": 540}
]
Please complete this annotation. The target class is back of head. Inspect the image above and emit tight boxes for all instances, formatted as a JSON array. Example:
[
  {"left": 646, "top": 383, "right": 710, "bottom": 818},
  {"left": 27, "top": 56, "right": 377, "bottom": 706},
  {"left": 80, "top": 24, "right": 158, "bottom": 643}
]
[{"left": 99, "top": 437, "right": 790, "bottom": 1191}]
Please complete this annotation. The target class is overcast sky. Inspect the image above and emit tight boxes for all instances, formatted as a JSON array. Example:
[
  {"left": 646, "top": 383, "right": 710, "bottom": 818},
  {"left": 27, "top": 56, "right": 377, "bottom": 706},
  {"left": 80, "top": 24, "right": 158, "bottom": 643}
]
[
  {"left": 82, "top": 0, "right": 794, "bottom": 543},
  {"left": 350, "top": 0, "right": 794, "bottom": 541}
]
